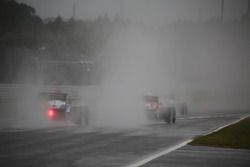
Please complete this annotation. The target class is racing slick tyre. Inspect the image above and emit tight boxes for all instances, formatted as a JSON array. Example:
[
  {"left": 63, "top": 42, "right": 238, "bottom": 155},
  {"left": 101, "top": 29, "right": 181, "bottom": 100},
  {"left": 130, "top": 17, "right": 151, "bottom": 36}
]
[
  {"left": 163, "top": 107, "right": 176, "bottom": 124},
  {"left": 172, "top": 109, "right": 176, "bottom": 124},
  {"left": 161, "top": 109, "right": 171, "bottom": 124},
  {"left": 172, "top": 116, "right": 176, "bottom": 123},
  {"left": 164, "top": 116, "right": 171, "bottom": 124},
  {"left": 160, "top": 107, "right": 176, "bottom": 124}
]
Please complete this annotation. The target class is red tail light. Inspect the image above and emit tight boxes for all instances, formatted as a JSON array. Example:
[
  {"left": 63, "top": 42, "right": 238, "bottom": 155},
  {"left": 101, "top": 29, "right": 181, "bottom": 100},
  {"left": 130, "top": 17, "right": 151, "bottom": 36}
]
[
  {"left": 145, "top": 102, "right": 159, "bottom": 111},
  {"left": 48, "top": 109, "right": 55, "bottom": 117}
]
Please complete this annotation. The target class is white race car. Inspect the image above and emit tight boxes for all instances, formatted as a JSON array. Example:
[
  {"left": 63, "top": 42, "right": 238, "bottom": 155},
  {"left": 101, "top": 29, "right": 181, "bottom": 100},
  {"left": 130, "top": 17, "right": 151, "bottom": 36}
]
[{"left": 40, "top": 92, "right": 85, "bottom": 125}]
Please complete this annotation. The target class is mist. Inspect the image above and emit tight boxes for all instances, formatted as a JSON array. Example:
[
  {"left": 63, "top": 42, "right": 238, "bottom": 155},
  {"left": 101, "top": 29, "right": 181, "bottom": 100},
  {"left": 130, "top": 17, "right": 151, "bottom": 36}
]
[
  {"left": 86, "top": 20, "right": 250, "bottom": 128},
  {"left": 89, "top": 28, "right": 164, "bottom": 128},
  {"left": 161, "top": 22, "right": 250, "bottom": 111},
  {"left": 1, "top": 0, "right": 250, "bottom": 129}
]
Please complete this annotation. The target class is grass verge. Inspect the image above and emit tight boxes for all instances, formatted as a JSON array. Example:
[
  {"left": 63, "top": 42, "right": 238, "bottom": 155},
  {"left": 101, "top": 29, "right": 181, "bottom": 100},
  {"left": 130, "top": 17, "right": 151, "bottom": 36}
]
[{"left": 190, "top": 117, "right": 250, "bottom": 149}]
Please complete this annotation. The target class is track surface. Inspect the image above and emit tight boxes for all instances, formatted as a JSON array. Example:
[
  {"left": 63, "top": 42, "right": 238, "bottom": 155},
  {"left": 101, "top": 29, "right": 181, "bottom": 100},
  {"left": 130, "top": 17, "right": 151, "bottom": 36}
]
[{"left": 0, "top": 112, "right": 247, "bottom": 167}]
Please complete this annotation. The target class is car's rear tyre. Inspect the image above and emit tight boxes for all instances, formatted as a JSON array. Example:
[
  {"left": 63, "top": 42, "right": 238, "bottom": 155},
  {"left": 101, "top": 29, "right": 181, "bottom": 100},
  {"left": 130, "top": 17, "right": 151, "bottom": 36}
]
[
  {"left": 164, "top": 117, "right": 171, "bottom": 124},
  {"left": 160, "top": 107, "right": 176, "bottom": 125},
  {"left": 163, "top": 108, "right": 176, "bottom": 124},
  {"left": 164, "top": 113, "right": 172, "bottom": 124},
  {"left": 172, "top": 109, "right": 176, "bottom": 124},
  {"left": 160, "top": 109, "right": 170, "bottom": 124},
  {"left": 172, "top": 116, "right": 176, "bottom": 123}
]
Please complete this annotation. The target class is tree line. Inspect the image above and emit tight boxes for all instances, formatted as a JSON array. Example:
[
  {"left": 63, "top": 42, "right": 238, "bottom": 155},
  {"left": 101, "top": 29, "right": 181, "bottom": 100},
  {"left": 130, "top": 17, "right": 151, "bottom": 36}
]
[
  {"left": 0, "top": 0, "right": 127, "bottom": 84},
  {"left": 0, "top": 0, "right": 126, "bottom": 60}
]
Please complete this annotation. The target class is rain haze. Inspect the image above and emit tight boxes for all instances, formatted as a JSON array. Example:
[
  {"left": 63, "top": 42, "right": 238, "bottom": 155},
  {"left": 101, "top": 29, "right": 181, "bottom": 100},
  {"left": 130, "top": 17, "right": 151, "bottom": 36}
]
[
  {"left": 1, "top": 1, "right": 250, "bottom": 167},
  {"left": 1, "top": 0, "right": 250, "bottom": 128}
]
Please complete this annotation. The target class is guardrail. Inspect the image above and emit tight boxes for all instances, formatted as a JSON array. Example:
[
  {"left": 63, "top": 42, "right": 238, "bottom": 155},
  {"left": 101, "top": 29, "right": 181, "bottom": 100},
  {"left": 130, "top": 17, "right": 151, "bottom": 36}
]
[
  {"left": 0, "top": 84, "right": 20, "bottom": 102},
  {"left": 0, "top": 84, "right": 99, "bottom": 104},
  {"left": 0, "top": 84, "right": 83, "bottom": 101}
]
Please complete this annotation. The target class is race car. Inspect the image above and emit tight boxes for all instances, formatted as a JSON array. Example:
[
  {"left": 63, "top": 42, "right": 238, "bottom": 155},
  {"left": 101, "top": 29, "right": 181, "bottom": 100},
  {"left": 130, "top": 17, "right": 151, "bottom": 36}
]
[
  {"left": 39, "top": 92, "right": 87, "bottom": 125},
  {"left": 144, "top": 95, "right": 176, "bottom": 124},
  {"left": 47, "top": 99, "right": 71, "bottom": 120}
]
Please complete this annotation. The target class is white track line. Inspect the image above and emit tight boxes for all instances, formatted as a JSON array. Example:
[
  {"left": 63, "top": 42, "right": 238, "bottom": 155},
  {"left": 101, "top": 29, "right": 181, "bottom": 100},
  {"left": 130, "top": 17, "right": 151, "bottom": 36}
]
[
  {"left": 124, "top": 114, "right": 249, "bottom": 167},
  {"left": 179, "top": 114, "right": 247, "bottom": 120},
  {"left": 124, "top": 139, "right": 192, "bottom": 167},
  {"left": 202, "top": 114, "right": 249, "bottom": 136}
]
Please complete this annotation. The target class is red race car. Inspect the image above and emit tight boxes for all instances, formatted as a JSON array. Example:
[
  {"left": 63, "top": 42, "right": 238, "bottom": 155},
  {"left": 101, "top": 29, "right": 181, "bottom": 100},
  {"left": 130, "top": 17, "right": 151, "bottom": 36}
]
[{"left": 144, "top": 95, "right": 176, "bottom": 124}]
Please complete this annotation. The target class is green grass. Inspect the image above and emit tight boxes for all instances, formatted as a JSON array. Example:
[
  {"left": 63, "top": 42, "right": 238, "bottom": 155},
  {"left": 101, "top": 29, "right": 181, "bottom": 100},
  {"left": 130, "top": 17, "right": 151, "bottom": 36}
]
[{"left": 190, "top": 117, "right": 250, "bottom": 149}]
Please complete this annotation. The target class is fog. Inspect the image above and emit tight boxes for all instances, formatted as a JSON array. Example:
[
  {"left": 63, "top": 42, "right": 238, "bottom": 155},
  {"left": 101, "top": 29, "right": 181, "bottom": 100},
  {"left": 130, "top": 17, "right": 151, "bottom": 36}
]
[
  {"left": 7, "top": 22, "right": 250, "bottom": 129},
  {"left": 90, "top": 28, "right": 166, "bottom": 127},
  {"left": 161, "top": 22, "right": 250, "bottom": 111},
  {"left": 1, "top": 0, "right": 250, "bottom": 129},
  {"left": 0, "top": 84, "right": 49, "bottom": 129},
  {"left": 83, "top": 21, "right": 250, "bottom": 128}
]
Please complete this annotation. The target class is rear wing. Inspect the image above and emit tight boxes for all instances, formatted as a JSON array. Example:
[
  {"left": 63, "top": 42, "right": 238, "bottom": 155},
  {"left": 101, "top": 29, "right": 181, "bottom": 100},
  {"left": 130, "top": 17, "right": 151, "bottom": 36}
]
[
  {"left": 39, "top": 92, "right": 67, "bottom": 102},
  {"left": 144, "top": 95, "right": 159, "bottom": 112},
  {"left": 143, "top": 95, "right": 159, "bottom": 103}
]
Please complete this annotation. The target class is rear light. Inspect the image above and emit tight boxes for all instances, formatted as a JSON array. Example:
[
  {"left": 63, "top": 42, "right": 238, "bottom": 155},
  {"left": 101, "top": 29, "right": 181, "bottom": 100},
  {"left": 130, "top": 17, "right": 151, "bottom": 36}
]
[
  {"left": 146, "top": 102, "right": 151, "bottom": 108},
  {"left": 48, "top": 109, "right": 55, "bottom": 117},
  {"left": 151, "top": 102, "right": 158, "bottom": 110},
  {"left": 145, "top": 102, "right": 159, "bottom": 111}
]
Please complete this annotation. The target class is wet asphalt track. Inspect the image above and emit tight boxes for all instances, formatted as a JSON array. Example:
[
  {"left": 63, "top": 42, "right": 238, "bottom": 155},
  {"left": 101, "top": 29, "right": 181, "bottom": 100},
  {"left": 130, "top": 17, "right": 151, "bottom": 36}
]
[
  {"left": 0, "top": 112, "right": 248, "bottom": 167},
  {"left": 141, "top": 145, "right": 250, "bottom": 167}
]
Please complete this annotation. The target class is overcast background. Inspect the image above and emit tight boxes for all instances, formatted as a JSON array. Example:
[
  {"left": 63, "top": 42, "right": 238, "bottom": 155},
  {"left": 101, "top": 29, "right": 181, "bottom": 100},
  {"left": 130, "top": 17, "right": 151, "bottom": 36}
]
[
  {"left": 17, "top": 0, "right": 248, "bottom": 25},
  {"left": 0, "top": 0, "right": 247, "bottom": 127}
]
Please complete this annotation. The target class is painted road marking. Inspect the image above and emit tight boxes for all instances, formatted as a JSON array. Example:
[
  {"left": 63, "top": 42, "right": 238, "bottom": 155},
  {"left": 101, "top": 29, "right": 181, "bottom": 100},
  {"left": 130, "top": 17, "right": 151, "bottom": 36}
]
[
  {"left": 179, "top": 114, "right": 248, "bottom": 120},
  {"left": 124, "top": 139, "right": 192, "bottom": 167},
  {"left": 202, "top": 114, "right": 249, "bottom": 136},
  {"left": 124, "top": 114, "right": 249, "bottom": 167}
]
